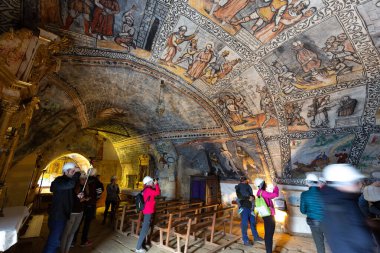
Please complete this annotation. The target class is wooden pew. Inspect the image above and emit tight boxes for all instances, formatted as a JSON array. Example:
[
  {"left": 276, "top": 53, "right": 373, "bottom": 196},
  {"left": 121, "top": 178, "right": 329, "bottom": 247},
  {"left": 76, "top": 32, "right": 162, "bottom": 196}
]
[{"left": 157, "top": 204, "right": 220, "bottom": 247}]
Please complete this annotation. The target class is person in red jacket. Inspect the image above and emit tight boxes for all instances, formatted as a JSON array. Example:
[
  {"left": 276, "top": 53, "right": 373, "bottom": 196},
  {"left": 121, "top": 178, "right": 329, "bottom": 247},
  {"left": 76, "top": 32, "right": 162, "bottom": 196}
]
[{"left": 135, "top": 176, "right": 160, "bottom": 253}]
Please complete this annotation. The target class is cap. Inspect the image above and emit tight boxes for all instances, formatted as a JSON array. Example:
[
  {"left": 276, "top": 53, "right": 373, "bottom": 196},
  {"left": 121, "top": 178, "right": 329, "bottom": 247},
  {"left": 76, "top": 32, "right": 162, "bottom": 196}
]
[
  {"left": 323, "top": 164, "right": 365, "bottom": 186},
  {"left": 143, "top": 176, "right": 153, "bottom": 185},
  {"left": 305, "top": 173, "right": 319, "bottom": 186},
  {"left": 254, "top": 178, "right": 264, "bottom": 188},
  {"left": 62, "top": 162, "right": 77, "bottom": 173}
]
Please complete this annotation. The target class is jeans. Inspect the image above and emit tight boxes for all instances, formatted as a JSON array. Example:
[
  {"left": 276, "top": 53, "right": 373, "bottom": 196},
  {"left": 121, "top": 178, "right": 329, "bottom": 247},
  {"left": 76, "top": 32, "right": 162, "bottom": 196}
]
[
  {"left": 263, "top": 215, "right": 276, "bottom": 253},
  {"left": 307, "top": 218, "right": 326, "bottom": 253},
  {"left": 136, "top": 214, "right": 152, "bottom": 250},
  {"left": 43, "top": 219, "right": 67, "bottom": 253},
  {"left": 240, "top": 207, "right": 260, "bottom": 243},
  {"left": 60, "top": 212, "right": 83, "bottom": 253},
  {"left": 103, "top": 200, "right": 117, "bottom": 222}
]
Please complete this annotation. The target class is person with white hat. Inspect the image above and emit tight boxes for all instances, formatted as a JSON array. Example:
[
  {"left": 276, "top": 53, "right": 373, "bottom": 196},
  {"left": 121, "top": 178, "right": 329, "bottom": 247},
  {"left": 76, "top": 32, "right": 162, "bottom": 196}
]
[
  {"left": 254, "top": 178, "right": 279, "bottom": 253},
  {"left": 43, "top": 162, "right": 81, "bottom": 253},
  {"left": 135, "top": 176, "right": 160, "bottom": 253},
  {"left": 300, "top": 173, "right": 325, "bottom": 253},
  {"left": 321, "top": 164, "right": 375, "bottom": 253}
]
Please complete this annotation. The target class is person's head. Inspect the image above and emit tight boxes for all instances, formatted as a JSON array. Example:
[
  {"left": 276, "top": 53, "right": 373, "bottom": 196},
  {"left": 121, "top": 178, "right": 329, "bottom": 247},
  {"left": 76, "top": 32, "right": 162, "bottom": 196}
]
[
  {"left": 143, "top": 176, "right": 154, "bottom": 186},
  {"left": 240, "top": 176, "right": 248, "bottom": 184},
  {"left": 62, "top": 162, "right": 78, "bottom": 178},
  {"left": 254, "top": 178, "right": 265, "bottom": 190},
  {"left": 111, "top": 175, "right": 117, "bottom": 183},
  {"left": 323, "top": 164, "right": 365, "bottom": 193},
  {"left": 178, "top": 26, "right": 187, "bottom": 35},
  {"left": 206, "top": 43, "right": 213, "bottom": 50},
  {"left": 305, "top": 173, "right": 319, "bottom": 187}
]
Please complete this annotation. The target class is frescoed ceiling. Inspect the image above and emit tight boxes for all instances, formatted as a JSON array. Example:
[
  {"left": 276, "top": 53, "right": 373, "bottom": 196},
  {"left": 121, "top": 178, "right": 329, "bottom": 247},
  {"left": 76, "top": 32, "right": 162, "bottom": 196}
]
[{"left": 2, "top": 0, "right": 380, "bottom": 183}]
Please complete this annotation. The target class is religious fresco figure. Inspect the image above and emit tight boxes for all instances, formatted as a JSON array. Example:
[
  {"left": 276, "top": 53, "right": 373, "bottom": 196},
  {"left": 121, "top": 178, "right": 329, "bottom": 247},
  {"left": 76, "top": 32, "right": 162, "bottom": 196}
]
[
  {"left": 91, "top": 0, "right": 120, "bottom": 40},
  {"left": 231, "top": 0, "right": 289, "bottom": 34},
  {"left": 161, "top": 26, "right": 197, "bottom": 67},
  {"left": 255, "top": 0, "right": 314, "bottom": 43},
  {"left": 40, "top": 0, "right": 62, "bottom": 25},
  {"left": 203, "top": 50, "right": 229, "bottom": 84},
  {"left": 285, "top": 101, "right": 308, "bottom": 126},
  {"left": 219, "top": 144, "right": 239, "bottom": 173},
  {"left": 62, "top": 0, "right": 93, "bottom": 35},
  {"left": 114, "top": 5, "right": 138, "bottom": 51},
  {"left": 236, "top": 146, "right": 259, "bottom": 174},
  {"left": 293, "top": 40, "right": 324, "bottom": 81},
  {"left": 174, "top": 38, "right": 199, "bottom": 68},
  {"left": 213, "top": 0, "right": 252, "bottom": 25},
  {"left": 208, "top": 151, "right": 226, "bottom": 176},
  {"left": 307, "top": 95, "right": 337, "bottom": 128},
  {"left": 257, "top": 86, "right": 277, "bottom": 127},
  {"left": 185, "top": 43, "right": 214, "bottom": 81}
]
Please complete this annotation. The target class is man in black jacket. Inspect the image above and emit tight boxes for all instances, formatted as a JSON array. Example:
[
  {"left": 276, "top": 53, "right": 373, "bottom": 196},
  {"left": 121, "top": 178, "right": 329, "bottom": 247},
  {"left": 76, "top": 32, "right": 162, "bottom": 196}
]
[
  {"left": 235, "top": 176, "right": 263, "bottom": 246},
  {"left": 43, "top": 162, "right": 80, "bottom": 253}
]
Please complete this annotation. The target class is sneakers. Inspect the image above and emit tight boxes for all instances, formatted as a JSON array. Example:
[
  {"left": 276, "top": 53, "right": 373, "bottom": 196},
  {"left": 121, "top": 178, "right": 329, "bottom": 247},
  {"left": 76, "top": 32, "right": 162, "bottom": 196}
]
[
  {"left": 80, "top": 240, "right": 93, "bottom": 247},
  {"left": 255, "top": 237, "right": 265, "bottom": 243},
  {"left": 135, "top": 249, "right": 146, "bottom": 253}
]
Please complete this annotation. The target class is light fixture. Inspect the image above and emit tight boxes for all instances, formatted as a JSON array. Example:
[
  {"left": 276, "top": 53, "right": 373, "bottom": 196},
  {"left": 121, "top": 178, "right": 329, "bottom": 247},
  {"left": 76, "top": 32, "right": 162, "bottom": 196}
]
[{"left": 156, "top": 80, "right": 166, "bottom": 117}]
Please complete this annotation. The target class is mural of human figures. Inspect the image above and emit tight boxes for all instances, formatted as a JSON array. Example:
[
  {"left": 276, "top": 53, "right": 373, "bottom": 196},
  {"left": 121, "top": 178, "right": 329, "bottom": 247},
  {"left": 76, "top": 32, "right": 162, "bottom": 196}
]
[
  {"left": 114, "top": 5, "right": 138, "bottom": 51},
  {"left": 159, "top": 16, "right": 241, "bottom": 84},
  {"left": 188, "top": 0, "right": 322, "bottom": 44},
  {"left": 62, "top": 0, "right": 93, "bottom": 35},
  {"left": 290, "top": 133, "right": 355, "bottom": 178},
  {"left": 91, "top": 0, "right": 120, "bottom": 40},
  {"left": 358, "top": 134, "right": 380, "bottom": 178},
  {"left": 265, "top": 17, "right": 364, "bottom": 94}
]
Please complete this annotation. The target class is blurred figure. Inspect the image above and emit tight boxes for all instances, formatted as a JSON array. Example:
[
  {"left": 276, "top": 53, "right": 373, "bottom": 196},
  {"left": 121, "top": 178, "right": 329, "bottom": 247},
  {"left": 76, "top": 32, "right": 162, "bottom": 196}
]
[
  {"left": 235, "top": 176, "right": 263, "bottom": 246},
  {"left": 300, "top": 173, "right": 325, "bottom": 253},
  {"left": 60, "top": 172, "right": 90, "bottom": 252},
  {"left": 363, "top": 182, "right": 380, "bottom": 252},
  {"left": 102, "top": 176, "right": 120, "bottom": 224},
  {"left": 321, "top": 164, "right": 375, "bottom": 253},
  {"left": 135, "top": 176, "right": 160, "bottom": 253},
  {"left": 43, "top": 163, "right": 81, "bottom": 253},
  {"left": 254, "top": 178, "right": 279, "bottom": 253}
]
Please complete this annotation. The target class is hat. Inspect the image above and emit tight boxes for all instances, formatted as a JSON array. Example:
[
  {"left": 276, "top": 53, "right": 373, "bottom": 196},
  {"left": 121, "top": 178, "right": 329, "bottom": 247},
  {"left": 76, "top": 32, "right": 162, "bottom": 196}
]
[
  {"left": 62, "top": 162, "right": 77, "bottom": 173},
  {"left": 254, "top": 178, "right": 264, "bottom": 188},
  {"left": 323, "top": 164, "right": 365, "bottom": 186},
  {"left": 143, "top": 176, "right": 153, "bottom": 185},
  {"left": 306, "top": 173, "right": 318, "bottom": 182},
  {"left": 363, "top": 185, "right": 380, "bottom": 202}
]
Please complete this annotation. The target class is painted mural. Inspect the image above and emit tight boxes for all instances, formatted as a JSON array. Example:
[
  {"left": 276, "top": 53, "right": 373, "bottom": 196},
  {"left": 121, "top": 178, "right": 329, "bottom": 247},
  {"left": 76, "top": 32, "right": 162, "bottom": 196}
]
[
  {"left": 285, "top": 85, "right": 366, "bottom": 131},
  {"left": 357, "top": 0, "right": 380, "bottom": 52},
  {"left": 290, "top": 133, "right": 355, "bottom": 178},
  {"left": 213, "top": 66, "right": 278, "bottom": 131},
  {"left": 159, "top": 16, "right": 241, "bottom": 84},
  {"left": 40, "top": 0, "right": 168, "bottom": 58},
  {"left": 188, "top": 0, "right": 322, "bottom": 44},
  {"left": 358, "top": 134, "right": 380, "bottom": 178},
  {"left": 265, "top": 17, "right": 364, "bottom": 95},
  {"left": 176, "top": 136, "right": 268, "bottom": 181}
]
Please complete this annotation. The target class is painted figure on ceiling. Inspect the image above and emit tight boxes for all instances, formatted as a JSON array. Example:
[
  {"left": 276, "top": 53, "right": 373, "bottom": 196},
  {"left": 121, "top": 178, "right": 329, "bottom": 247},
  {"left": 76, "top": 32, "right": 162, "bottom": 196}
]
[
  {"left": 236, "top": 146, "right": 259, "bottom": 174},
  {"left": 213, "top": 0, "right": 252, "bottom": 25},
  {"left": 185, "top": 43, "right": 214, "bottom": 81},
  {"left": 62, "top": 0, "right": 93, "bottom": 35},
  {"left": 307, "top": 95, "right": 336, "bottom": 128},
  {"left": 293, "top": 40, "right": 322, "bottom": 79},
  {"left": 285, "top": 101, "right": 308, "bottom": 126},
  {"left": 203, "top": 50, "right": 229, "bottom": 84},
  {"left": 335, "top": 149, "right": 348, "bottom": 163},
  {"left": 114, "top": 5, "right": 137, "bottom": 51},
  {"left": 175, "top": 38, "right": 199, "bottom": 68},
  {"left": 91, "top": 0, "right": 120, "bottom": 40},
  {"left": 208, "top": 151, "right": 226, "bottom": 176},
  {"left": 219, "top": 144, "right": 239, "bottom": 173},
  {"left": 271, "top": 60, "right": 299, "bottom": 94},
  {"left": 257, "top": 86, "right": 277, "bottom": 127},
  {"left": 255, "top": 0, "right": 314, "bottom": 43},
  {"left": 40, "top": 0, "right": 62, "bottom": 25},
  {"left": 161, "top": 26, "right": 197, "bottom": 67},
  {"left": 337, "top": 96, "right": 357, "bottom": 117},
  {"left": 231, "top": 0, "right": 289, "bottom": 34}
]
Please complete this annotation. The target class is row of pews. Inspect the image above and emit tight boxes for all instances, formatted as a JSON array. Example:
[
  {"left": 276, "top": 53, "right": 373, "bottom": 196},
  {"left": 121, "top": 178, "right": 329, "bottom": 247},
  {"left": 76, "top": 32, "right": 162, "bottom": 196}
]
[{"left": 114, "top": 198, "right": 240, "bottom": 253}]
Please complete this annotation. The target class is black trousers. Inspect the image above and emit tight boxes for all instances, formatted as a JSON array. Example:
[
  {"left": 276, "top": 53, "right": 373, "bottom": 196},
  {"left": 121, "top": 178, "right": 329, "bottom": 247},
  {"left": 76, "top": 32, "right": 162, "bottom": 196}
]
[
  {"left": 263, "top": 215, "right": 276, "bottom": 253},
  {"left": 74, "top": 205, "right": 96, "bottom": 244},
  {"left": 103, "top": 200, "right": 117, "bottom": 222}
]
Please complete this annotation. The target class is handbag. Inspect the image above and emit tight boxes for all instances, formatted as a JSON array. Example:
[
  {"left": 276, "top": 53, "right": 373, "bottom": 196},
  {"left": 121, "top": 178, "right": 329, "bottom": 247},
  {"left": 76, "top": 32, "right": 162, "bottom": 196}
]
[{"left": 255, "top": 192, "right": 271, "bottom": 217}]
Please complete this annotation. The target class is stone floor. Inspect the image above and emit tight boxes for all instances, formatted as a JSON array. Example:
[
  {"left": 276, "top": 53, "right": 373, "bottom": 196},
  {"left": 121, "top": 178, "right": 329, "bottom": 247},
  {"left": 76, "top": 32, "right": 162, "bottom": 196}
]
[{"left": 8, "top": 209, "right": 320, "bottom": 253}]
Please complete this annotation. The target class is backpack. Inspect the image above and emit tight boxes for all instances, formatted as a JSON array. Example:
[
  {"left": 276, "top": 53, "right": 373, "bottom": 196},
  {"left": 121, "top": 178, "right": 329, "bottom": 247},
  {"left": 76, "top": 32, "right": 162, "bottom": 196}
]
[
  {"left": 255, "top": 192, "right": 271, "bottom": 217},
  {"left": 135, "top": 188, "right": 150, "bottom": 212}
]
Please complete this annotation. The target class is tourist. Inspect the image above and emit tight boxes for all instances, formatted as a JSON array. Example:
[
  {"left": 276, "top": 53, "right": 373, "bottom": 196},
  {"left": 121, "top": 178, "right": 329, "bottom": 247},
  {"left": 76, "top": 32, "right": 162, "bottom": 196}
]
[
  {"left": 60, "top": 172, "right": 89, "bottom": 252},
  {"left": 102, "top": 175, "right": 120, "bottom": 224},
  {"left": 300, "top": 173, "right": 325, "bottom": 253},
  {"left": 254, "top": 178, "right": 279, "bottom": 253},
  {"left": 135, "top": 176, "right": 160, "bottom": 253},
  {"left": 43, "top": 163, "right": 80, "bottom": 253},
  {"left": 321, "top": 164, "right": 375, "bottom": 253},
  {"left": 235, "top": 176, "right": 263, "bottom": 246}
]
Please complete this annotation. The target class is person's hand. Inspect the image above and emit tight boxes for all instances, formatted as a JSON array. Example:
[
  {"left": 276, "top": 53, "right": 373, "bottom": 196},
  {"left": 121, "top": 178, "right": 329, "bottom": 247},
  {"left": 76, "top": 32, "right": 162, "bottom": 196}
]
[
  {"left": 154, "top": 179, "right": 158, "bottom": 185},
  {"left": 77, "top": 192, "right": 84, "bottom": 199}
]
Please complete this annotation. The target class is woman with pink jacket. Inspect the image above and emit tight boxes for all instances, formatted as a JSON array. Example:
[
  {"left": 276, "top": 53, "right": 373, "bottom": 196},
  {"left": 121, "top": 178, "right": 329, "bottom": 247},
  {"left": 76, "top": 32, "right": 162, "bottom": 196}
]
[
  {"left": 254, "top": 178, "right": 279, "bottom": 253},
  {"left": 135, "top": 176, "right": 161, "bottom": 253}
]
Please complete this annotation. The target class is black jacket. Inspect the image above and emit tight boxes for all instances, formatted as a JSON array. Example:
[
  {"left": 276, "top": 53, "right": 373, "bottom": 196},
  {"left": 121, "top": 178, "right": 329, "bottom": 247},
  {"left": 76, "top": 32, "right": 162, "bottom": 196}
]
[
  {"left": 49, "top": 172, "right": 80, "bottom": 221},
  {"left": 321, "top": 186, "right": 375, "bottom": 253},
  {"left": 235, "top": 183, "right": 253, "bottom": 209}
]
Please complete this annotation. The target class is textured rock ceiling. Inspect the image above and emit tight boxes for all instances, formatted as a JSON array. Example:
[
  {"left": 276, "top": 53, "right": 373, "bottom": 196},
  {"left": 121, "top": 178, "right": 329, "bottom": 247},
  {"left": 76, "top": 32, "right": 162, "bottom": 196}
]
[{"left": 3, "top": 0, "right": 380, "bottom": 182}]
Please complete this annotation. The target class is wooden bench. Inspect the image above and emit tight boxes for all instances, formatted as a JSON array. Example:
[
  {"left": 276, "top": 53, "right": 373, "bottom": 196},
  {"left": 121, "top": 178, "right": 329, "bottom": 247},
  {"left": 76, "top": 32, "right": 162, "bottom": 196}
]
[{"left": 173, "top": 206, "right": 239, "bottom": 253}]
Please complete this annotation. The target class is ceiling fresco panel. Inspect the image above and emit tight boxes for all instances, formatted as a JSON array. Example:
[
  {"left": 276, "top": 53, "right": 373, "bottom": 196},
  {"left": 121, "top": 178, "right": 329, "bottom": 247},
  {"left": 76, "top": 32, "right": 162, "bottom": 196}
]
[{"left": 358, "top": 133, "right": 380, "bottom": 178}]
